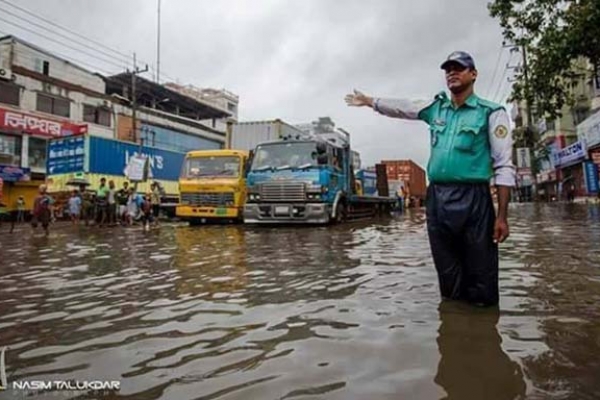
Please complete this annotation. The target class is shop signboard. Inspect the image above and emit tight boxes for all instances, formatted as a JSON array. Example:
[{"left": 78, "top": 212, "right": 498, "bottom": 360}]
[
  {"left": 0, "top": 165, "right": 30, "bottom": 182},
  {"left": 516, "top": 148, "right": 532, "bottom": 169},
  {"left": 583, "top": 161, "right": 599, "bottom": 194},
  {"left": 46, "top": 135, "right": 86, "bottom": 175},
  {"left": 88, "top": 136, "right": 184, "bottom": 181},
  {"left": 552, "top": 141, "right": 586, "bottom": 168},
  {"left": 577, "top": 111, "right": 600, "bottom": 149},
  {"left": 0, "top": 107, "right": 87, "bottom": 137}
]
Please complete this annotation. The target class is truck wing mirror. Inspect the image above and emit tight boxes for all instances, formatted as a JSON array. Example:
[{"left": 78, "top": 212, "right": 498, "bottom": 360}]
[{"left": 316, "top": 142, "right": 327, "bottom": 154}]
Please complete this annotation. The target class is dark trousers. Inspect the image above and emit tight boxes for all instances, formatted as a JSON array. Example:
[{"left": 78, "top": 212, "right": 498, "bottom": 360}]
[{"left": 426, "top": 183, "right": 499, "bottom": 306}]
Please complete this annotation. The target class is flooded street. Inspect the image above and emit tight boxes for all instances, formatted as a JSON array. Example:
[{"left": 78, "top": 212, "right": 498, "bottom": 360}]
[{"left": 1, "top": 203, "right": 599, "bottom": 400}]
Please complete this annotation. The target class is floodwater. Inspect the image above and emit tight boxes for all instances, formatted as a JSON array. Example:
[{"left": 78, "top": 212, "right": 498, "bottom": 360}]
[{"left": 0, "top": 203, "right": 599, "bottom": 400}]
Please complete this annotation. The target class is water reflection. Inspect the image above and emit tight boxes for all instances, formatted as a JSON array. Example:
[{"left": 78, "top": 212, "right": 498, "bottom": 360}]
[
  {"left": 0, "top": 205, "right": 599, "bottom": 399},
  {"left": 435, "top": 302, "right": 526, "bottom": 400}
]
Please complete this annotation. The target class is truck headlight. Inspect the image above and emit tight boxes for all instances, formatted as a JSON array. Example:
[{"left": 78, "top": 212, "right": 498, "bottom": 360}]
[
  {"left": 306, "top": 193, "right": 320, "bottom": 200},
  {"left": 248, "top": 193, "right": 260, "bottom": 201}
]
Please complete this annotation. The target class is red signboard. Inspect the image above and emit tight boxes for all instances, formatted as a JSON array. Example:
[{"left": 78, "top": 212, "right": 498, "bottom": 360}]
[{"left": 0, "top": 107, "right": 87, "bottom": 137}]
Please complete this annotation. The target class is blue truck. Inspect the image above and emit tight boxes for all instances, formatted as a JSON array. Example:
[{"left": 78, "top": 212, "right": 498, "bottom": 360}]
[{"left": 243, "top": 132, "right": 394, "bottom": 224}]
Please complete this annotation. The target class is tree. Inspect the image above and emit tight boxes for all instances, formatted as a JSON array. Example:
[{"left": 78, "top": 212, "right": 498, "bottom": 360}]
[{"left": 488, "top": 0, "right": 600, "bottom": 119}]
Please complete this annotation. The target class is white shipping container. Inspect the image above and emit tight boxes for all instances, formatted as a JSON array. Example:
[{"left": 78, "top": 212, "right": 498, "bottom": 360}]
[
  {"left": 230, "top": 119, "right": 307, "bottom": 151},
  {"left": 388, "top": 179, "right": 406, "bottom": 198}
]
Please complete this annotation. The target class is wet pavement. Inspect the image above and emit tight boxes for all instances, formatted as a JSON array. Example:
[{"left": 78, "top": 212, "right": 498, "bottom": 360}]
[{"left": 0, "top": 203, "right": 599, "bottom": 399}]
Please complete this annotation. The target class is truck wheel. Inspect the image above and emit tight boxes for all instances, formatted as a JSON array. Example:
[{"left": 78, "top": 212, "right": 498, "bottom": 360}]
[{"left": 334, "top": 202, "right": 347, "bottom": 224}]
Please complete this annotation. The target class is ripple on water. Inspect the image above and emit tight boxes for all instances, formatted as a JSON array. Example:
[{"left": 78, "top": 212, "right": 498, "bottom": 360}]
[{"left": 0, "top": 205, "right": 598, "bottom": 399}]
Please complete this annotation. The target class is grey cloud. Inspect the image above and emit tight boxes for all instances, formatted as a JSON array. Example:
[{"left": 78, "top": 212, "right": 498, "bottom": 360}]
[{"left": 3, "top": 0, "right": 508, "bottom": 168}]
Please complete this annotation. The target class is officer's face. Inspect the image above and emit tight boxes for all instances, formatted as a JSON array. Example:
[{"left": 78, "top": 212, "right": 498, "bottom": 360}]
[{"left": 444, "top": 63, "right": 477, "bottom": 93}]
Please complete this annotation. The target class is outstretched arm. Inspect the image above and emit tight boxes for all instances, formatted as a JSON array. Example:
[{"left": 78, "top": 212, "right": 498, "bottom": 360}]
[{"left": 344, "top": 89, "right": 432, "bottom": 120}]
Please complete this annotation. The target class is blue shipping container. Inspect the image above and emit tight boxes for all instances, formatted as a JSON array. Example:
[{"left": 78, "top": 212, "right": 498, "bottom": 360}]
[{"left": 88, "top": 136, "right": 185, "bottom": 181}]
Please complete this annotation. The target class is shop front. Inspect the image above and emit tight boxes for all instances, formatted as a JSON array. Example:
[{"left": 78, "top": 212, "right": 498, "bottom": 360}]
[
  {"left": 578, "top": 110, "right": 600, "bottom": 195},
  {"left": 552, "top": 140, "right": 587, "bottom": 200},
  {"left": 536, "top": 170, "right": 559, "bottom": 201},
  {"left": 0, "top": 106, "right": 87, "bottom": 211}
]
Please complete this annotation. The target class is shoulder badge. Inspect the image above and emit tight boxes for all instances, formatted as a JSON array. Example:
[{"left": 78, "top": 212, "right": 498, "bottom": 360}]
[{"left": 494, "top": 125, "right": 508, "bottom": 139}]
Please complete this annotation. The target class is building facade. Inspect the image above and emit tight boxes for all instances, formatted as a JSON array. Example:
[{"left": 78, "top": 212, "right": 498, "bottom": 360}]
[
  {"left": 0, "top": 35, "right": 234, "bottom": 212},
  {"left": 512, "top": 58, "right": 600, "bottom": 200}
]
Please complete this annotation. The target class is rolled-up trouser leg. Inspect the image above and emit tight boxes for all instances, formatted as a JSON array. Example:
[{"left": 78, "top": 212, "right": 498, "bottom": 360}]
[{"left": 426, "top": 183, "right": 499, "bottom": 305}]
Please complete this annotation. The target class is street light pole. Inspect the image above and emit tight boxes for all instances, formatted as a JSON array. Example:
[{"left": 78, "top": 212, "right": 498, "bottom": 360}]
[{"left": 157, "top": 0, "right": 162, "bottom": 84}]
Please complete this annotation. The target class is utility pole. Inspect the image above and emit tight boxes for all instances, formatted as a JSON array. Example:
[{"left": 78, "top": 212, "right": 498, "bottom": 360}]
[
  {"left": 504, "top": 42, "right": 536, "bottom": 201},
  {"left": 130, "top": 52, "right": 148, "bottom": 150},
  {"left": 521, "top": 45, "right": 534, "bottom": 145},
  {"left": 156, "top": 0, "right": 162, "bottom": 84}
]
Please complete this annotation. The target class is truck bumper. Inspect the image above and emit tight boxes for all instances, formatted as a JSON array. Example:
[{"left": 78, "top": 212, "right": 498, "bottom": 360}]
[
  {"left": 243, "top": 203, "right": 331, "bottom": 224},
  {"left": 176, "top": 205, "right": 241, "bottom": 220}
]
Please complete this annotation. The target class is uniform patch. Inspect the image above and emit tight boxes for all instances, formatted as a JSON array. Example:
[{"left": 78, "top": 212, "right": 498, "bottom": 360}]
[{"left": 494, "top": 125, "right": 508, "bottom": 139}]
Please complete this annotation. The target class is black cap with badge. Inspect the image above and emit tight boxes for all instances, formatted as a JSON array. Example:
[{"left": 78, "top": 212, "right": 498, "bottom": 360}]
[{"left": 441, "top": 51, "right": 476, "bottom": 70}]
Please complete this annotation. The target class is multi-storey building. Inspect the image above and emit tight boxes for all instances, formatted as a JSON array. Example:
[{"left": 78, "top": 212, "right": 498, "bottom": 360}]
[{"left": 0, "top": 34, "right": 232, "bottom": 212}]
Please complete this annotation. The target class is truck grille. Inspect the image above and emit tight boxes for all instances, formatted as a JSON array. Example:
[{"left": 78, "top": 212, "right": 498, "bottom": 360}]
[
  {"left": 260, "top": 182, "right": 305, "bottom": 202},
  {"left": 181, "top": 192, "right": 234, "bottom": 206}
]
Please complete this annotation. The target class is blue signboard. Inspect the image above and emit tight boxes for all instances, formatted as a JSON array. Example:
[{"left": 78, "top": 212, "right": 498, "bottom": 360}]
[
  {"left": 552, "top": 141, "right": 586, "bottom": 168},
  {"left": 583, "top": 161, "right": 599, "bottom": 194},
  {"left": 0, "top": 165, "right": 30, "bottom": 182},
  {"left": 46, "top": 135, "right": 86, "bottom": 175},
  {"left": 88, "top": 136, "right": 185, "bottom": 181}
]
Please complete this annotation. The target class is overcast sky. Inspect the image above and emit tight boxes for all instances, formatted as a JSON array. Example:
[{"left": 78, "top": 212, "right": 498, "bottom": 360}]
[{"left": 0, "top": 0, "right": 516, "bottom": 168}]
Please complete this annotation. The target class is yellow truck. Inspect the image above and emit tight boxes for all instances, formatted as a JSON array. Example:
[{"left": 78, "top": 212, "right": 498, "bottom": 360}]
[{"left": 176, "top": 149, "right": 249, "bottom": 224}]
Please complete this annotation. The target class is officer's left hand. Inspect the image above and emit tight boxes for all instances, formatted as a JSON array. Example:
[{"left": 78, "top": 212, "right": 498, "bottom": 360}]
[{"left": 493, "top": 218, "right": 509, "bottom": 244}]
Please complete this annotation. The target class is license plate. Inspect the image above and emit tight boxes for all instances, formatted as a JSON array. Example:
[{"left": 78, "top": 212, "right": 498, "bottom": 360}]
[
  {"left": 274, "top": 206, "right": 290, "bottom": 215},
  {"left": 216, "top": 208, "right": 227, "bottom": 215}
]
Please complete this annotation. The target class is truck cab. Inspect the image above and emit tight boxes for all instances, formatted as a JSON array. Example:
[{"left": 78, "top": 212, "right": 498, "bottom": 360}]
[
  {"left": 176, "top": 149, "right": 249, "bottom": 224},
  {"left": 243, "top": 137, "right": 352, "bottom": 224}
]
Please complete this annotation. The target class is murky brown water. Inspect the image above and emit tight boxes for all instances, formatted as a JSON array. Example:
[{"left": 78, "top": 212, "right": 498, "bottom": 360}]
[{"left": 0, "top": 203, "right": 599, "bottom": 399}]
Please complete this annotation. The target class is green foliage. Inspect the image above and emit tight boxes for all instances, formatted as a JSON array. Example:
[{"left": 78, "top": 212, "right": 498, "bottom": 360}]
[{"left": 488, "top": 0, "right": 600, "bottom": 118}]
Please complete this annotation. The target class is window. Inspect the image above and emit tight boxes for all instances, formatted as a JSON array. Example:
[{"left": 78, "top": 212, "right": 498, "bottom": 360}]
[
  {"left": 83, "top": 104, "right": 111, "bottom": 127},
  {"left": 42, "top": 61, "right": 50, "bottom": 76},
  {"left": 37, "top": 93, "right": 70, "bottom": 117},
  {"left": 0, "top": 81, "right": 20, "bottom": 106},
  {"left": 227, "top": 102, "right": 236, "bottom": 112},
  {"left": 183, "top": 156, "right": 240, "bottom": 178},
  {"left": 573, "top": 109, "right": 589, "bottom": 126},
  {"left": 28, "top": 137, "right": 47, "bottom": 170},
  {"left": 0, "top": 134, "right": 22, "bottom": 167}
]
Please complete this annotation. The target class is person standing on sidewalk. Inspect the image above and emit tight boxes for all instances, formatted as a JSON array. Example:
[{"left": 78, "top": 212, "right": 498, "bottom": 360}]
[
  {"left": 68, "top": 190, "right": 82, "bottom": 225},
  {"left": 16, "top": 196, "right": 26, "bottom": 223},
  {"left": 31, "top": 184, "right": 53, "bottom": 235},
  {"left": 345, "top": 51, "right": 516, "bottom": 306},
  {"left": 96, "top": 177, "right": 109, "bottom": 227},
  {"left": 150, "top": 182, "right": 161, "bottom": 226},
  {"left": 117, "top": 181, "right": 130, "bottom": 225},
  {"left": 107, "top": 180, "right": 117, "bottom": 226}
]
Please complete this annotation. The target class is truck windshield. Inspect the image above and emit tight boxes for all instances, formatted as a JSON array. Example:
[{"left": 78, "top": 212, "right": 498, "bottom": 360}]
[
  {"left": 251, "top": 142, "right": 319, "bottom": 171},
  {"left": 183, "top": 156, "right": 240, "bottom": 178}
]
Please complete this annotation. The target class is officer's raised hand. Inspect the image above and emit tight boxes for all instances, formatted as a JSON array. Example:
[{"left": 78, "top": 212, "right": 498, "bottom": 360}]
[{"left": 345, "top": 90, "right": 373, "bottom": 107}]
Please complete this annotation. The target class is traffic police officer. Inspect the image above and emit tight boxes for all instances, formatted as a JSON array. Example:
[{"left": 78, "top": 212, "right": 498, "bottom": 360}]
[{"left": 345, "top": 51, "right": 515, "bottom": 306}]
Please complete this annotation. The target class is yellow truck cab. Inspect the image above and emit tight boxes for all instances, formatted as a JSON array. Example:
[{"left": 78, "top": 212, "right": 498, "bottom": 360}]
[{"left": 176, "top": 149, "right": 249, "bottom": 224}]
